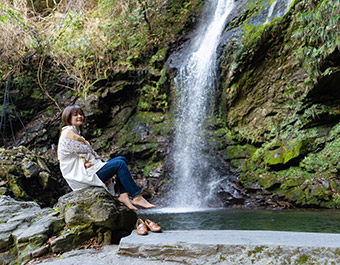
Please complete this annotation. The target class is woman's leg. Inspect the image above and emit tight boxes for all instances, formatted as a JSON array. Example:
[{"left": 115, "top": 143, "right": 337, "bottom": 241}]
[
  {"left": 132, "top": 194, "right": 156, "bottom": 209},
  {"left": 96, "top": 157, "right": 155, "bottom": 209},
  {"left": 97, "top": 156, "right": 140, "bottom": 196}
]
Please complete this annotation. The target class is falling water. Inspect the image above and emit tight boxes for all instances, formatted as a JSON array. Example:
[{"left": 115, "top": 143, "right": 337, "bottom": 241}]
[
  {"left": 168, "top": 0, "right": 235, "bottom": 210},
  {"left": 264, "top": 0, "right": 278, "bottom": 24},
  {"left": 263, "top": 0, "right": 294, "bottom": 25}
]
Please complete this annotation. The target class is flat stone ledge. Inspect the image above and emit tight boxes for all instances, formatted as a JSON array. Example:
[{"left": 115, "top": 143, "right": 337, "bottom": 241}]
[{"left": 118, "top": 230, "right": 340, "bottom": 264}]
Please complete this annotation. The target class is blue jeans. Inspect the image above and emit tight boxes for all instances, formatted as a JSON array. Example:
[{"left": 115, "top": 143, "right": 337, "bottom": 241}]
[{"left": 96, "top": 156, "right": 141, "bottom": 197}]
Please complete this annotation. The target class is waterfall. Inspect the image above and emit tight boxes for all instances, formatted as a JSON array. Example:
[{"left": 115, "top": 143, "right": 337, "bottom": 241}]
[
  {"left": 264, "top": 0, "right": 278, "bottom": 24},
  {"left": 168, "top": 0, "right": 235, "bottom": 210},
  {"left": 263, "top": 0, "right": 294, "bottom": 25}
]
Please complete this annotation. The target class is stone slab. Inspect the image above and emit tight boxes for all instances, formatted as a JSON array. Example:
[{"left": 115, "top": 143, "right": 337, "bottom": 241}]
[
  {"left": 118, "top": 230, "right": 340, "bottom": 264},
  {"left": 26, "top": 245, "right": 180, "bottom": 265}
]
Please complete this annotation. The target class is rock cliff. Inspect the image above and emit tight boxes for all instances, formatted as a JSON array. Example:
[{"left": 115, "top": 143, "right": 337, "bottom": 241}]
[
  {"left": 218, "top": 0, "right": 340, "bottom": 208},
  {"left": 1, "top": 0, "right": 340, "bottom": 211}
]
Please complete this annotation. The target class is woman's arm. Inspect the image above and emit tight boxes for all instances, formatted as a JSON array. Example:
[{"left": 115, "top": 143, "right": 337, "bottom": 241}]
[
  {"left": 63, "top": 129, "right": 92, "bottom": 148},
  {"left": 59, "top": 128, "right": 99, "bottom": 167}
]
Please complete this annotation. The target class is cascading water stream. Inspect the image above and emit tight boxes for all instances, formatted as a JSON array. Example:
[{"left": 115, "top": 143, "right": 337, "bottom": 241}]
[
  {"left": 263, "top": 0, "right": 294, "bottom": 25},
  {"left": 167, "top": 0, "right": 235, "bottom": 211},
  {"left": 264, "top": 0, "right": 278, "bottom": 24}
]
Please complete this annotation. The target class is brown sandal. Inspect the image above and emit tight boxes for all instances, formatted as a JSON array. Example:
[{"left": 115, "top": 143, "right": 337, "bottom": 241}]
[
  {"left": 145, "top": 219, "right": 162, "bottom": 232},
  {"left": 136, "top": 218, "right": 148, "bottom": 235}
]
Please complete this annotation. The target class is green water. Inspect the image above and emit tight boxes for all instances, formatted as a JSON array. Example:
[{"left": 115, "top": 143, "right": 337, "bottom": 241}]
[{"left": 139, "top": 208, "right": 340, "bottom": 233}]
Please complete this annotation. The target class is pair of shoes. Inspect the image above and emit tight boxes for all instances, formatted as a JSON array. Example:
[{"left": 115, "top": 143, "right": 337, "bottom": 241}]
[{"left": 136, "top": 218, "right": 162, "bottom": 235}]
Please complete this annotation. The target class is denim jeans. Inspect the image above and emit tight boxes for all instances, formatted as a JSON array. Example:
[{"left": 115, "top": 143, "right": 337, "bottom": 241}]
[{"left": 96, "top": 156, "right": 141, "bottom": 197}]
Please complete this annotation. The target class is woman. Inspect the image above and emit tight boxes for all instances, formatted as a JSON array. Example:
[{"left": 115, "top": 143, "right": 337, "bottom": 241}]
[{"left": 57, "top": 105, "right": 155, "bottom": 211}]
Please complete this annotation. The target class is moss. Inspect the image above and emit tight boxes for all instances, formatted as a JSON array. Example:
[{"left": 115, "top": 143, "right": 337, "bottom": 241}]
[
  {"left": 334, "top": 249, "right": 340, "bottom": 256},
  {"left": 149, "top": 47, "right": 169, "bottom": 73},
  {"left": 279, "top": 172, "right": 307, "bottom": 189},
  {"left": 131, "top": 143, "right": 160, "bottom": 156},
  {"left": 221, "top": 1, "right": 340, "bottom": 207},
  {"left": 230, "top": 159, "right": 245, "bottom": 169},
  {"left": 226, "top": 144, "right": 256, "bottom": 160},
  {"left": 70, "top": 224, "right": 94, "bottom": 237},
  {"left": 138, "top": 84, "right": 168, "bottom": 112},
  {"left": 135, "top": 112, "right": 168, "bottom": 125},
  {"left": 162, "top": 245, "right": 183, "bottom": 249},
  {"left": 294, "top": 254, "right": 310, "bottom": 264},
  {"left": 248, "top": 246, "right": 265, "bottom": 257},
  {"left": 300, "top": 136, "right": 340, "bottom": 174},
  {"left": 257, "top": 173, "right": 282, "bottom": 190},
  {"left": 278, "top": 176, "right": 340, "bottom": 207},
  {"left": 115, "top": 111, "right": 171, "bottom": 153},
  {"left": 92, "top": 134, "right": 112, "bottom": 152},
  {"left": 144, "top": 161, "right": 162, "bottom": 178},
  {"left": 219, "top": 255, "right": 226, "bottom": 261},
  {"left": 0, "top": 186, "right": 8, "bottom": 195},
  {"left": 7, "top": 174, "right": 31, "bottom": 201},
  {"left": 243, "top": 22, "right": 266, "bottom": 48}
]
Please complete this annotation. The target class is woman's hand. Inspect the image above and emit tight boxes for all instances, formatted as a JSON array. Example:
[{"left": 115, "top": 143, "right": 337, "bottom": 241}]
[
  {"left": 84, "top": 161, "right": 95, "bottom": 169},
  {"left": 82, "top": 157, "right": 94, "bottom": 169}
]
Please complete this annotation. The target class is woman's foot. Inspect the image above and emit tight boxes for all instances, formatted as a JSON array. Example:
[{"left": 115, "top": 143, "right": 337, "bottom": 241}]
[
  {"left": 118, "top": 193, "right": 138, "bottom": 211},
  {"left": 132, "top": 194, "right": 155, "bottom": 209}
]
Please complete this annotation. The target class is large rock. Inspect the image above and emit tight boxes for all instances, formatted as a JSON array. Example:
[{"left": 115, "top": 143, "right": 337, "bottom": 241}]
[
  {"left": 0, "top": 195, "right": 64, "bottom": 264},
  {"left": 0, "top": 146, "right": 67, "bottom": 207},
  {"left": 119, "top": 230, "right": 340, "bottom": 264},
  {"left": 55, "top": 186, "right": 137, "bottom": 244},
  {"left": 0, "top": 187, "right": 137, "bottom": 264}
]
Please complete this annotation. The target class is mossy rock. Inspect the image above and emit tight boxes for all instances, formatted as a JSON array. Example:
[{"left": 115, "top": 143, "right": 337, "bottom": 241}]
[
  {"left": 7, "top": 174, "right": 31, "bottom": 201},
  {"left": 263, "top": 139, "right": 308, "bottom": 167},
  {"left": 115, "top": 111, "right": 171, "bottom": 150},
  {"left": 230, "top": 158, "right": 246, "bottom": 168},
  {"left": 280, "top": 178, "right": 340, "bottom": 208},
  {"left": 56, "top": 187, "right": 137, "bottom": 233},
  {"left": 144, "top": 161, "right": 163, "bottom": 178},
  {"left": 149, "top": 47, "right": 169, "bottom": 73},
  {"left": 300, "top": 136, "right": 340, "bottom": 174},
  {"left": 226, "top": 144, "right": 256, "bottom": 160},
  {"left": 0, "top": 147, "right": 65, "bottom": 207},
  {"left": 256, "top": 173, "right": 282, "bottom": 190}
]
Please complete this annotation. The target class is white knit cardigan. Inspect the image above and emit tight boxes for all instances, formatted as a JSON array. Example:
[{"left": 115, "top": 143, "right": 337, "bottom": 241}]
[{"left": 57, "top": 125, "right": 113, "bottom": 193}]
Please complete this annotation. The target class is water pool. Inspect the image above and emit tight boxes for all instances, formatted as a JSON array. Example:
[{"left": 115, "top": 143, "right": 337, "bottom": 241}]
[{"left": 138, "top": 208, "right": 340, "bottom": 233}]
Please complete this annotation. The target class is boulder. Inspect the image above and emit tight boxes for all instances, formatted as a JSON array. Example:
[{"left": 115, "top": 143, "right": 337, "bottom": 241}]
[
  {"left": 0, "top": 195, "right": 64, "bottom": 264},
  {"left": 0, "top": 146, "right": 67, "bottom": 207},
  {"left": 55, "top": 186, "right": 137, "bottom": 244},
  {"left": 263, "top": 139, "right": 309, "bottom": 168},
  {"left": 0, "top": 187, "right": 137, "bottom": 264}
]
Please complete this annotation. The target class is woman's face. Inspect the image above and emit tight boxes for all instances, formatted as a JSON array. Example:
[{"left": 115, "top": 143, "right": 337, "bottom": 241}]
[{"left": 70, "top": 111, "right": 84, "bottom": 129}]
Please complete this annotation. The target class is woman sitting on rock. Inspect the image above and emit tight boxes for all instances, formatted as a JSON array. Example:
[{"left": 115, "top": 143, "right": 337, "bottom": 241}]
[{"left": 57, "top": 105, "right": 155, "bottom": 211}]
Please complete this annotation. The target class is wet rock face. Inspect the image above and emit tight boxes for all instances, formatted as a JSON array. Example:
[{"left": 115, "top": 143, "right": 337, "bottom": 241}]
[
  {"left": 0, "top": 187, "right": 137, "bottom": 265},
  {"left": 216, "top": 0, "right": 340, "bottom": 208}
]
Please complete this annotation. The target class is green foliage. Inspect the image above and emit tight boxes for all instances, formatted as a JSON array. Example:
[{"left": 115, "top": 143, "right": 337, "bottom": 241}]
[
  {"left": 138, "top": 84, "right": 168, "bottom": 112},
  {"left": 144, "top": 161, "right": 162, "bottom": 177},
  {"left": 0, "top": 0, "right": 202, "bottom": 97},
  {"left": 300, "top": 136, "right": 340, "bottom": 174},
  {"left": 290, "top": 0, "right": 340, "bottom": 77},
  {"left": 0, "top": 4, "right": 41, "bottom": 73},
  {"left": 51, "top": 0, "right": 202, "bottom": 96}
]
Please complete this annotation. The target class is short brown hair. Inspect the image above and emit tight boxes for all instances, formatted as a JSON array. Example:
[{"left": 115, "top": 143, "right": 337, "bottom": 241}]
[{"left": 61, "top": 105, "right": 85, "bottom": 126}]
